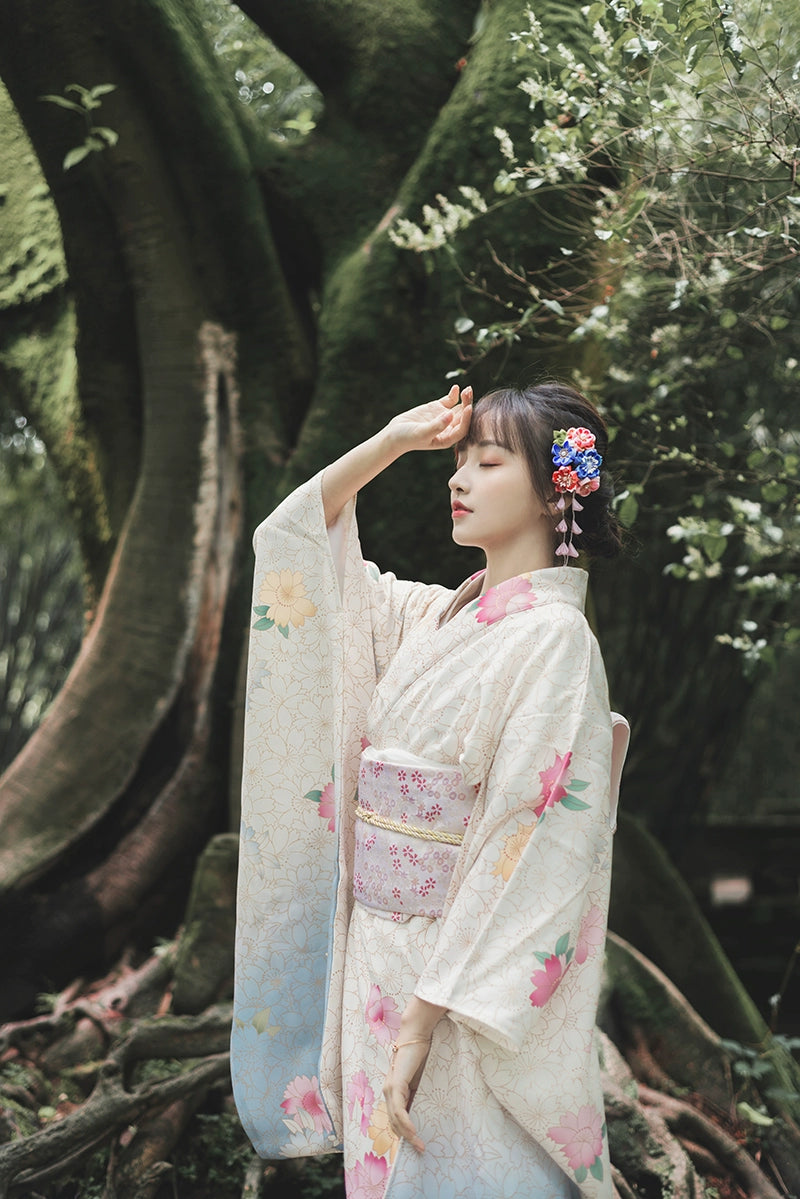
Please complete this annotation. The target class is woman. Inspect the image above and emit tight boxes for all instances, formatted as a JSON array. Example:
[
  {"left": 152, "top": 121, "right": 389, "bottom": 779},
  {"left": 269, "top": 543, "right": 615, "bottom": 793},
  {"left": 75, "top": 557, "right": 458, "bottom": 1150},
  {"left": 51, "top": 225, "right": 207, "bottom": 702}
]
[{"left": 232, "top": 382, "right": 624, "bottom": 1199}]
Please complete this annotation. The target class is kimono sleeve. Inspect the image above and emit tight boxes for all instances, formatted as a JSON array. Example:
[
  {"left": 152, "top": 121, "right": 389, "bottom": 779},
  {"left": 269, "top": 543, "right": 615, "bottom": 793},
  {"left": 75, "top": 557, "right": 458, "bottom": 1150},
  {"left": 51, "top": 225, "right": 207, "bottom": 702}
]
[
  {"left": 326, "top": 489, "right": 451, "bottom": 675},
  {"left": 233, "top": 469, "right": 448, "bottom": 1156},
  {"left": 414, "top": 607, "right": 613, "bottom": 1053}
]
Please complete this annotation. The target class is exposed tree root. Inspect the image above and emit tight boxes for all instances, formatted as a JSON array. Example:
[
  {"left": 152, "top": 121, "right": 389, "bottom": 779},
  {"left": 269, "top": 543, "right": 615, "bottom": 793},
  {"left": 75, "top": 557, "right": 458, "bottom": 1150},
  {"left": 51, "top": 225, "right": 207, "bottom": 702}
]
[
  {"left": 604, "top": 1074, "right": 701, "bottom": 1199},
  {"left": 1, "top": 930, "right": 797, "bottom": 1197},
  {"left": 0, "top": 1016, "right": 230, "bottom": 1198},
  {"left": 639, "top": 1086, "right": 784, "bottom": 1199},
  {"left": 107, "top": 1095, "right": 200, "bottom": 1199}
]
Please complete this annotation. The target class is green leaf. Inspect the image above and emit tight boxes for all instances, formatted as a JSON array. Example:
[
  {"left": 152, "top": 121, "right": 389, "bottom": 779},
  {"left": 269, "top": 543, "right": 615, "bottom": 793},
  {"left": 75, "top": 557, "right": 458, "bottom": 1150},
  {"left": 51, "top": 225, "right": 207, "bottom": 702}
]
[
  {"left": 253, "top": 605, "right": 269, "bottom": 616},
  {"left": 701, "top": 533, "right": 727, "bottom": 563},
  {"left": 736, "top": 1101, "right": 775, "bottom": 1127},
  {"left": 589, "top": 1158, "right": 604, "bottom": 1181},
  {"left": 574, "top": 1166, "right": 588, "bottom": 1184},
  {"left": 618, "top": 494, "right": 639, "bottom": 527},
  {"left": 541, "top": 298, "right": 565, "bottom": 316},
  {"left": 63, "top": 145, "right": 92, "bottom": 171},
  {"left": 93, "top": 126, "right": 119, "bottom": 147},
  {"left": 718, "top": 308, "right": 738, "bottom": 329},
  {"left": 567, "top": 778, "right": 589, "bottom": 791},
  {"left": 252, "top": 616, "right": 275, "bottom": 631},
  {"left": 560, "top": 794, "right": 591, "bottom": 811},
  {"left": 770, "top": 315, "right": 789, "bottom": 331},
  {"left": 534, "top": 950, "right": 550, "bottom": 965},
  {"left": 761, "top": 481, "right": 787, "bottom": 503},
  {"left": 277, "top": 623, "right": 290, "bottom": 638},
  {"left": 89, "top": 83, "right": 117, "bottom": 99},
  {"left": 40, "top": 94, "right": 84, "bottom": 113},
  {"left": 304, "top": 789, "right": 322, "bottom": 803},
  {"left": 555, "top": 933, "right": 571, "bottom": 957}
]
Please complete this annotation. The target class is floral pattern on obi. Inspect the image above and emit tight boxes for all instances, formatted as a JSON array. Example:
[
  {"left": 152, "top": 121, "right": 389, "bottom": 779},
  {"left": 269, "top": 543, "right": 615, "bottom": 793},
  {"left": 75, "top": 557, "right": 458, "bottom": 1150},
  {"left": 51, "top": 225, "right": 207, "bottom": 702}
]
[{"left": 353, "top": 753, "right": 477, "bottom": 920}]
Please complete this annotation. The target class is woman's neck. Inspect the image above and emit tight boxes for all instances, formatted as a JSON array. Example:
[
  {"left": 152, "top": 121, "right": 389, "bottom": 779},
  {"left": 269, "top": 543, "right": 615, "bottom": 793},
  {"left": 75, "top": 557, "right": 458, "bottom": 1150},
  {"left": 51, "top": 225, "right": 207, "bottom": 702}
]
[{"left": 481, "top": 538, "right": 556, "bottom": 594}]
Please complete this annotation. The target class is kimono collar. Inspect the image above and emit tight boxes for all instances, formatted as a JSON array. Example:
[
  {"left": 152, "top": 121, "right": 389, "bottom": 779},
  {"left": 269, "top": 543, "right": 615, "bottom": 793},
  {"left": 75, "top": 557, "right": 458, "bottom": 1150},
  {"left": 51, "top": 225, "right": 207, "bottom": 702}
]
[{"left": 439, "top": 567, "right": 588, "bottom": 628}]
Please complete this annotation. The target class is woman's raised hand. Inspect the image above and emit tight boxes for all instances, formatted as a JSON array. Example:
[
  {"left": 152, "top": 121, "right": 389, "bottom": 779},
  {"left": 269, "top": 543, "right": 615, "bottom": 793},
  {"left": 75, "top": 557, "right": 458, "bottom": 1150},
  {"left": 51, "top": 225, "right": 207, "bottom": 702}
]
[
  {"left": 385, "top": 384, "right": 473, "bottom": 454},
  {"left": 321, "top": 384, "right": 472, "bottom": 526}
]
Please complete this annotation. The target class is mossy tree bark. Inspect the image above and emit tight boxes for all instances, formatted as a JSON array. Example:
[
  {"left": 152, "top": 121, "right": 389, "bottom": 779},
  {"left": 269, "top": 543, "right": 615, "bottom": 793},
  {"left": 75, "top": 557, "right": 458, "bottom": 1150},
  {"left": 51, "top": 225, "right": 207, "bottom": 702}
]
[{"left": 0, "top": 0, "right": 602, "bottom": 1015}]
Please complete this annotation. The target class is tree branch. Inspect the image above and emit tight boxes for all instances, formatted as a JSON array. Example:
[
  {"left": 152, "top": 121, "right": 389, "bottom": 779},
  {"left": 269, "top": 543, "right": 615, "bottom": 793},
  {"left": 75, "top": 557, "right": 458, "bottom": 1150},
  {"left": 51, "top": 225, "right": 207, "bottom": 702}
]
[{"left": 240, "top": 0, "right": 473, "bottom": 110}]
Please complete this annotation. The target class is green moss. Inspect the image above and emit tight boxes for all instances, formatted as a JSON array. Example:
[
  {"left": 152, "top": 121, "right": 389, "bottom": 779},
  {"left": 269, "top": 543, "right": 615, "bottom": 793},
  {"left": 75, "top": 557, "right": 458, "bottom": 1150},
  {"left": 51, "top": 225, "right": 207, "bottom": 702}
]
[
  {"left": 172, "top": 834, "right": 238, "bottom": 1014},
  {"left": 0, "top": 300, "right": 112, "bottom": 589},
  {"left": 0, "top": 82, "right": 67, "bottom": 310},
  {"left": 274, "top": 0, "right": 600, "bottom": 584}
]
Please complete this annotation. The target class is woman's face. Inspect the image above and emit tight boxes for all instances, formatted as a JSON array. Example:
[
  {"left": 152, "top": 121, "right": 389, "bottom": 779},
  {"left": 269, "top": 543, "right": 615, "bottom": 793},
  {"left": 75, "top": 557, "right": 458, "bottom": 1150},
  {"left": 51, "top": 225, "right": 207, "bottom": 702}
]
[{"left": 448, "top": 438, "right": 550, "bottom": 555}]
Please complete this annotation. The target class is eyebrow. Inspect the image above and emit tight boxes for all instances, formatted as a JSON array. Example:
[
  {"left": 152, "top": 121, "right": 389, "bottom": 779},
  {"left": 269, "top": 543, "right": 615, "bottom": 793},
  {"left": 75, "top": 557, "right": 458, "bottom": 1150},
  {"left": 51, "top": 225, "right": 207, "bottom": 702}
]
[{"left": 454, "top": 436, "right": 511, "bottom": 456}]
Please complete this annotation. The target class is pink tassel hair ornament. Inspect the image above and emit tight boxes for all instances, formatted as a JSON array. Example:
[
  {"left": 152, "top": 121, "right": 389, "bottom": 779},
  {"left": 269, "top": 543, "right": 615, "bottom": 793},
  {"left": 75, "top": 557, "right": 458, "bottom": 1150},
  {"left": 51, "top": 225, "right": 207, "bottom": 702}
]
[{"left": 551, "top": 429, "right": 602, "bottom": 564}]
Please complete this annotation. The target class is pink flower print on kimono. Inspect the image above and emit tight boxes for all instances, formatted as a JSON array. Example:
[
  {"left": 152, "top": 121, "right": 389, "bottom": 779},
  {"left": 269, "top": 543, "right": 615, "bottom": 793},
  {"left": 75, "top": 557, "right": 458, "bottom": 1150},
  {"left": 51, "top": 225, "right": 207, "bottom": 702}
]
[
  {"left": 253, "top": 568, "right": 316, "bottom": 637},
  {"left": 280, "top": 1074, "right": 334, "bottom": 1136},
  {"left": 530, "top": 909, "right": 605, "bottom": 1007},
  {"left": 529, "top": 932, "right": 574, "bottom": 1007},
  {"left": 475, "top": 576, "right": 538, "bottom": 626},
  {"left": 347, "top": 1069, "right": 376, "bottom": 1136},
  {"left": 305, "top": 767, "right": 335, "bottom": 831},
  {"left": 364, "top": 983, "right": 401, "bottom": 1046},
  {"left": 548, "top": 1105, "right": 606, "bottom": 1183},
  {"left": 534, "top": 750, "right": 591, "bottom": 819},
  {"left": 529, "top": 953, "right": 568, "bottom": 1007},
  {"left": 346, "top": 1151, "right": 389, "bottom": 1199}
]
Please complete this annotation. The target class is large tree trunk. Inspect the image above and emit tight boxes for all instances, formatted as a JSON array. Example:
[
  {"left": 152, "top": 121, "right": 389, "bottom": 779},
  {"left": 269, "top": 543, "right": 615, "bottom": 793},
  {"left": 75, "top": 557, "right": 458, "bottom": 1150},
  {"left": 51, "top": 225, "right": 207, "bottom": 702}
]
[
  {"left": 0, "top": 0, "right": 306, "bottom": 1011},
  {"left": 0, "top": 0, "right": 603, "bottom": 1014}
]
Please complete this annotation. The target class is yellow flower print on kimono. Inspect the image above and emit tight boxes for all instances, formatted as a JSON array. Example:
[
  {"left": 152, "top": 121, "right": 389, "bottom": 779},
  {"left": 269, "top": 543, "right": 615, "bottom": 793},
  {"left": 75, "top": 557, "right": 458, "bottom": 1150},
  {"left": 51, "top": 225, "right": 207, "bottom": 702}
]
[{"left": 253, "top": 568, "right": 316, "bottom": 636}]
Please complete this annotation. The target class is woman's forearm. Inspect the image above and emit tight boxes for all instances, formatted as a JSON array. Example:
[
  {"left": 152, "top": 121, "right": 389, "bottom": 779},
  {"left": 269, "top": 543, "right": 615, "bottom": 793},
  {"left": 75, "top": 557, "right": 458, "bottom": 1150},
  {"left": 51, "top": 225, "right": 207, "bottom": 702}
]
[
  {"left": 320, "top": 384, "right": 473, "bottom": 527},
  {"left": 321, "top": 427, "right": 402, "bottom": 527},
  {"left": 399, "top": 995, "right": 447, "bottom": 1041}
]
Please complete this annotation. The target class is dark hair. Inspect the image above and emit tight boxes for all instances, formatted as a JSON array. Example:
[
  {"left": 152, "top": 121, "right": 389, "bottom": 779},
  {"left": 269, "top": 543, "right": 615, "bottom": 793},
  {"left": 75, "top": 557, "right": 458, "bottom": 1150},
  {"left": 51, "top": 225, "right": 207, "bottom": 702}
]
[{"left": 461, "top": 382, "right": 622, "bottom": 559}]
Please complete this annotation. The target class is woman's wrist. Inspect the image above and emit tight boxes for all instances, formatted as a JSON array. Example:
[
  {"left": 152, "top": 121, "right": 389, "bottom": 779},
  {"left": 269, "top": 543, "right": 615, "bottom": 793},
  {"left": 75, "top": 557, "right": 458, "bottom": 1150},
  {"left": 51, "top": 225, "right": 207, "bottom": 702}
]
[{"left": 398, "top": 995, "right": 446, "bottom": 1042}]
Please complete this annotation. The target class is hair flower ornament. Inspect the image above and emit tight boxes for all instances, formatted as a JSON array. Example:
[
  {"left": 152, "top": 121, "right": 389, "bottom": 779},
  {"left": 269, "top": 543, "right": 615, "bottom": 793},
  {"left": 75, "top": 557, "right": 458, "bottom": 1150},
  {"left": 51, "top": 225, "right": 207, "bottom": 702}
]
[{"left": 551, "top": 429, "right": 603, "bottom": 561}]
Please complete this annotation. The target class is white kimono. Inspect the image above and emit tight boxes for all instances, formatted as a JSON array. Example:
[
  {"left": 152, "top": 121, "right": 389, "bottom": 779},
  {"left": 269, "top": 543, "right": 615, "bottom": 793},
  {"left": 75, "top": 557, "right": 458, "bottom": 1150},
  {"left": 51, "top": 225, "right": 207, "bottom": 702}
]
[{"left": 232, "top": 473, "right": 615, "bottom": 1198}]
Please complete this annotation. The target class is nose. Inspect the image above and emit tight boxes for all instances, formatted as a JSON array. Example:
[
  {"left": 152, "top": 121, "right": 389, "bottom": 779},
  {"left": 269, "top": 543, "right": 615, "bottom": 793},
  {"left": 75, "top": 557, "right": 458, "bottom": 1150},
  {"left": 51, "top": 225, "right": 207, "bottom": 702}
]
[{"left": 449, "top": 463, "right": 467, "bottom": 492}]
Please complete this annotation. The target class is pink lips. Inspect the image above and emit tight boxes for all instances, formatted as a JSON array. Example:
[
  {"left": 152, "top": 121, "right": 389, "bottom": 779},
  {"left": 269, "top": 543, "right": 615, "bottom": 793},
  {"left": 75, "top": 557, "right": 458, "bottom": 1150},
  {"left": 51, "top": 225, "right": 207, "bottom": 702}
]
[{"left": 452, "top": 503, "right": 471, "bottom": 517}]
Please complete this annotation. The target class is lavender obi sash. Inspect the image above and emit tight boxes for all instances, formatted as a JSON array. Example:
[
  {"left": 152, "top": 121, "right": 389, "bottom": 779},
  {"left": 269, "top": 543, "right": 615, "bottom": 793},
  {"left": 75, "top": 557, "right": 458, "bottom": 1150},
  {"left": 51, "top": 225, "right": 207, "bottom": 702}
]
[{"left": 353, "top": 749, "right": 478, "bottom": 920}]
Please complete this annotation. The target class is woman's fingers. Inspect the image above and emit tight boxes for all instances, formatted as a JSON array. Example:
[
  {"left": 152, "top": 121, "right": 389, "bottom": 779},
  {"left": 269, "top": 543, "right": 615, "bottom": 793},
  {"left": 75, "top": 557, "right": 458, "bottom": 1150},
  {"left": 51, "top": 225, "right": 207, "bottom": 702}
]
[
  {"left": 433, "top": 387, "right": 472, "bottom": 446},
  {"left": 385, "top": 385, "right": 473, "bottom": 452},
  {"left": 383, "top": 1040, "right": 431, "bottom": 1153},
  {"left": 386, "top": 1083, "right": 423, "bottom": 1152},
  {"left": 436, "top": 382, "right": 461, "bottom": 408}
]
